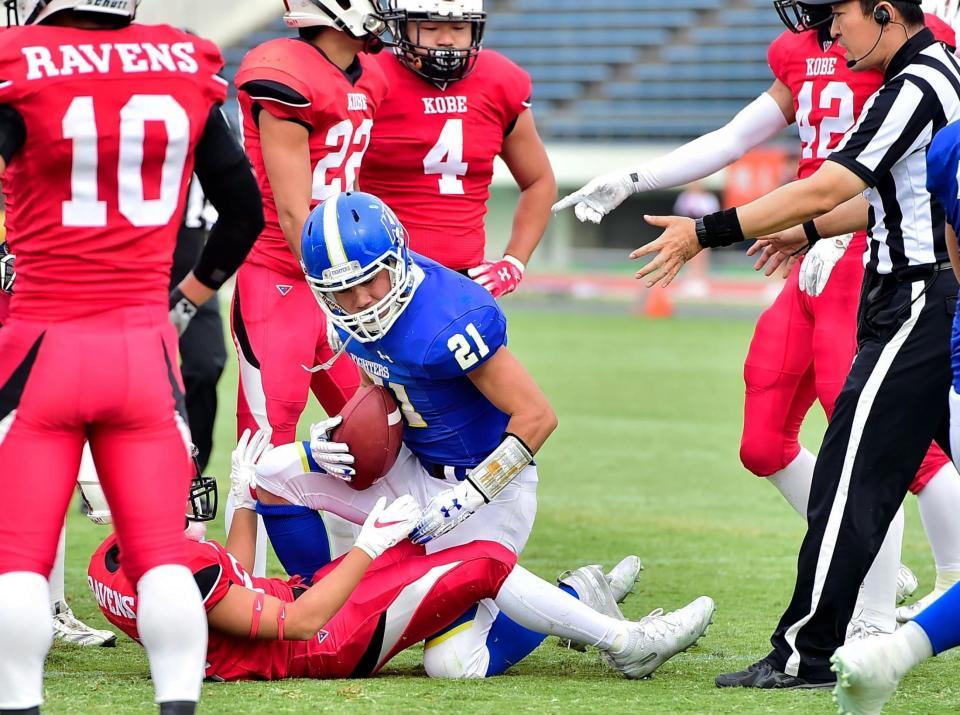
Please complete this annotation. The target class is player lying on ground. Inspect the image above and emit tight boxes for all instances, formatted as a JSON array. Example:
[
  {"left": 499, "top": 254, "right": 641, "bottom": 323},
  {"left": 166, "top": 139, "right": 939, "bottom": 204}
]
[
  {"left": 361, "top": 0, "right": 556, "bottom": 297},
  {"left": 252, "top": 191, "right": 710, "bottom": 677},
  {"left": 90, "top": 430, "right": 715, "bottom": 682},
  {"left": 553, "top": 0, "right": 960, "bottom": 638}
]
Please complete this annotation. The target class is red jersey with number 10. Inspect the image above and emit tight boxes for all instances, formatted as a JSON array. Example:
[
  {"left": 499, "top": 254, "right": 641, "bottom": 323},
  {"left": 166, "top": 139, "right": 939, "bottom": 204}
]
[
  {"left": 359, "top": 51, "right": 532, "bottom": 271},
  {"left": 0, "top": 23, "right": 227, "bottom": 321},
  {"left": 236, "top": 39, "right": 388, "bottom": 278}
]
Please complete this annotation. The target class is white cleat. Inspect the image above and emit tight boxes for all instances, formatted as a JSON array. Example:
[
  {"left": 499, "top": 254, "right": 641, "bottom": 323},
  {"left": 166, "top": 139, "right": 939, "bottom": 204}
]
[
  {"left": 557, "top": 564, "right": 625, "bottom": 650},
  {"left": 831, "top": 634, "right": 905, "bottom": 715},
  {"left": 52, "top": 600, "right": 117, "bottom": 647},
  {"left": 895, "top": 564, "right": 918, "bottom": 606},
  {"left": 605, "top": 555, "right": 643, "bottom": 604},
  {"left": 603, "top": 596, "right": 715, "bottom": 679},
  {"left": 896, "top": 570, "right": 960, "bottom": 623}
]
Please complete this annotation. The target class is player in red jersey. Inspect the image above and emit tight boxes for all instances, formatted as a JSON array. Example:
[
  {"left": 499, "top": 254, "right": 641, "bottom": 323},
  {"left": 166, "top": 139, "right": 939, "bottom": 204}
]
[
  {"left": 554, "top": 5, "right": 960, "bottom": 637},
  {"left": 231, "top": 0, "right": 392, "bottom": 575},
  {"left": 0, "top": 1, "right": 264, "bottom": 712},
  {"left": 88, "top": 429, "right": 713, "bottom": 683},
  {"left": 359, "top": 0, "right": 556, "bottom": 297}
]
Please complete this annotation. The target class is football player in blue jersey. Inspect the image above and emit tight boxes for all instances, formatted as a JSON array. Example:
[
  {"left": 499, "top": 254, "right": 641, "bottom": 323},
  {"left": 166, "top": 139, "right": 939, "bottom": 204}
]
[
  {"left": 829, "top": 120, "right": 960, "bottom": 715},
  {"left": 251, "top": 191, "right": 715, "bottom": 680}
]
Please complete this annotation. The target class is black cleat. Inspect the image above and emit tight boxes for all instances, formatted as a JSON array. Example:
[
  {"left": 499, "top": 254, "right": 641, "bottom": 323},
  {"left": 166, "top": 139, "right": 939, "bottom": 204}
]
[
  {"left": 159, "top": 702, "right": 196, "bottom": 715},
  {"left": 715, "top": 658, "right": 836, "bottom": 689}
]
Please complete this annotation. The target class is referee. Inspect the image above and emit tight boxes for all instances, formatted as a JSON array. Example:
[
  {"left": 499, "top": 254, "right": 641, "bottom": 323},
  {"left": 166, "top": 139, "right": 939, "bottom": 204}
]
[{"left": 632, "top": 0, "right": 960, "bottom": 687}]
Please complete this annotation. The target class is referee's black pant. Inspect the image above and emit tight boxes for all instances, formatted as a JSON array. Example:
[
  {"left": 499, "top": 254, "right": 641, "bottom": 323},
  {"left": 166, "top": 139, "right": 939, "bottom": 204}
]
[{"left": 767, "top": 265, "right": 958, "bottom": 681}]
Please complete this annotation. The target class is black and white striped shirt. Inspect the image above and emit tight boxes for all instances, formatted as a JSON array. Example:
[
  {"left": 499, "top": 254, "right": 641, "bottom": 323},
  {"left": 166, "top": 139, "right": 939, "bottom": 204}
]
[{"left": 829, "top": 29, "right": 960, "bottom": 276}]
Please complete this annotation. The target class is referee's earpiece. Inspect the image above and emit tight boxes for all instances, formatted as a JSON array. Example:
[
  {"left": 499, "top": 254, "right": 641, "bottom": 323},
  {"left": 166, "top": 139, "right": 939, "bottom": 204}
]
[{"left": 874, "top": 5, "right": 891, "bottom": 25}]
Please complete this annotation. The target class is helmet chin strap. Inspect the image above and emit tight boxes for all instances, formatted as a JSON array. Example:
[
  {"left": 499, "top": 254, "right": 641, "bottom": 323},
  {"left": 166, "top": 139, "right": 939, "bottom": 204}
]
[{"left": 302, "top": 334, "right": 354, "bottom": 373}]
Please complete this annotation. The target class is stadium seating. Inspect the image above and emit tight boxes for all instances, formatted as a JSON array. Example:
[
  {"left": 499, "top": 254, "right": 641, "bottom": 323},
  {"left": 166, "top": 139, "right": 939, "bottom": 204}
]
[{"left": 220, "top": 1, "right": 787, "bottom": 143}]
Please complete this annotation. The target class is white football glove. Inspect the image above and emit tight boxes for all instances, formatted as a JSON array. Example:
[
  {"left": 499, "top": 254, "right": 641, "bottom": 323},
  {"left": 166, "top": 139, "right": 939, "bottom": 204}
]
[
  {"left": 230, "top": 428, "right": 273, "bottom": 511},
  {"left": 410, "top": 480, "right": 487, "bottom": 545},
  {"left": 552, "top": 171, "right": 637, "bottom": 224},
  {"left": 799, "top": 234, "right": 852, "bottom": 298},
  {"left": 309, "top": 415, "right": 356, "bottom": 481},
  {"left": 353, "top": 495, "right": 422, "bottom": 559}
]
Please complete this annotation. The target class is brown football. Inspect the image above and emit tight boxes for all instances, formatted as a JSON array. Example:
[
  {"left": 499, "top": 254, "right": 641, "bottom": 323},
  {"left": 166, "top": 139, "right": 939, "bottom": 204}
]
[{"left": 331, "top": 385, "right": 404, "bottom": 491}]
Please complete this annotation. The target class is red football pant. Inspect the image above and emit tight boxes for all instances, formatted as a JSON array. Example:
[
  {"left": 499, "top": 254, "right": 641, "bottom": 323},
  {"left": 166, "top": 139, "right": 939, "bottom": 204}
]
[
  {"left": 290, "top": 541, "right": 516, "bottom": 679},
  {"left": 0, "top": 306, "right": 194, "bottom": 583},
  {"left": 741, "top": 247, "right": 947, "bottom": 493},
  {"left": 231, "top": 262, "right": 360, "bottom": 444}
]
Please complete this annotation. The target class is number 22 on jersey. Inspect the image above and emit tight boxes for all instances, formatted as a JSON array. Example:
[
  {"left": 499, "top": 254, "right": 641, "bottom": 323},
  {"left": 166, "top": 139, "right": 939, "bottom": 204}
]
[
  {"left": 62, "top": 94, "right": 190, "bottom": 228},
  {"left": 796, "top": 80, "right": 855, "bottom": 160}
]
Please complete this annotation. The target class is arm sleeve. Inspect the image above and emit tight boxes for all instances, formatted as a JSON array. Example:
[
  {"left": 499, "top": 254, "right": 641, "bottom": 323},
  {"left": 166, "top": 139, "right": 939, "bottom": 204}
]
[
  {"left": 625, "top": 92, "right": 789, "bottom": 192},
  {"left": 424, "top": 304, "right": 508, "bottom": 379},
  {"left": 828, "top": 78, "right": 936, "bottom": 187},
  {"left": 191, "top": 107, "right": 265, "bottom": 290},
  {"left": 0, "top": 104, "right": 25, "bottom": 163}
]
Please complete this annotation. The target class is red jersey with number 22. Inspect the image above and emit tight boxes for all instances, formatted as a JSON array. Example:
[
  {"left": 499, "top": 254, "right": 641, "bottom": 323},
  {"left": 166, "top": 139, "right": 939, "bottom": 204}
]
[
  {"left": 359, "top": 51, "right": 532, "bottom": 271},
  {"left": 0, "top": 23, "right": 227, "bottom": 321},
  {"left": 236, "top": 40, "right": 388, "bottom": 278}
]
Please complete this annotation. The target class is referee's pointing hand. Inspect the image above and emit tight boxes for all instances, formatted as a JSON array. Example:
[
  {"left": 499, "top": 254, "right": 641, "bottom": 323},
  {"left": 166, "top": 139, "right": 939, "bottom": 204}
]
[{"left": 631, "top": 215, "right": 702, "bottom": 288}]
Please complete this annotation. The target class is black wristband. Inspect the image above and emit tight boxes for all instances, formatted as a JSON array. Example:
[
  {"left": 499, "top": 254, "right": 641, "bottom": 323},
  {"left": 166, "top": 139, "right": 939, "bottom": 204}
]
[
  {"left": 169, "top": 286, "right": 198, "bottom": 312},
  {"left": 697, "top": 208, "right": 745, "bottom": 249},
  {"left": 802, "top": 220, "right": 822, "bottom": 246}
]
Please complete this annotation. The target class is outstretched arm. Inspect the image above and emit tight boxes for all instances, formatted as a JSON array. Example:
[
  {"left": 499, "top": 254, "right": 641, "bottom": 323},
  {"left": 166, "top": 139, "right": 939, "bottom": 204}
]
[{"left": 551, "top": 82, "right": 793, "bottom": 223}]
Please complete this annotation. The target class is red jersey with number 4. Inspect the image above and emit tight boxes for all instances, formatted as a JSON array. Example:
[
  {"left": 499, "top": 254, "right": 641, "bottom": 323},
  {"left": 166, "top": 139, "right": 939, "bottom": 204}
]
[
  {"left": 236, "top": 39, "right": 388, "bottom": 278},
  {"left": 359, "top": 51, "right": 532, "bottom": 271},
  {"left": 0, "top": 23, "right": 227, "bottom": 321},
  {"left": 89, "top": 533, "right": 301, "bottom": 681}
]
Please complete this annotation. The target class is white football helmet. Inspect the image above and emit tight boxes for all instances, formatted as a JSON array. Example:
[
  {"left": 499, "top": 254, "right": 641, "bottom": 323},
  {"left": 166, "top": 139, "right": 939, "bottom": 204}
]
[
  {"left": 283, "top": 0, "right": 387, "bottom": 39},
  {"left": 6, "top": 0, "right": 137, "bottom": 26}
]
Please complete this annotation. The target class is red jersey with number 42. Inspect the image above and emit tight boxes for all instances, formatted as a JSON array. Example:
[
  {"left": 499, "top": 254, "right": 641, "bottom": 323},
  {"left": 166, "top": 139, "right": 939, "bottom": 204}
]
[
  {"left": 0, "top": 23, "right": 227, "bottom": 321},
  {"left": 236, "top": 39, "right": 389, "bottom": 278},
  {"left": 89, "top": 533, "right": 302, "bottom": 681},
  {"left": 359, "top": 51, "right": 532, "bottom": 271},
  {"left": 767, "top": 30, "right": 883, "bottom": 181}
]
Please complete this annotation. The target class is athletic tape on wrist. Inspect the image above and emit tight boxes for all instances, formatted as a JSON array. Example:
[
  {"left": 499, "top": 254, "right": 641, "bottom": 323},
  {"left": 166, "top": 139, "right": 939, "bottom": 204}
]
[
  {"left": 465, "top": 434, "right": 534, "bottom": 503},
  {"left": 696, "top": 208, "right": 745, "bottom": 248}
]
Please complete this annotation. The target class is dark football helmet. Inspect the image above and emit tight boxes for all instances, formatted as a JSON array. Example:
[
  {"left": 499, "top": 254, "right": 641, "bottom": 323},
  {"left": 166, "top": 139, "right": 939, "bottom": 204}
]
[
  {"left": 382, "top": 0, "right": 486, "bottom": 86},
  {"left": 774, "top": 0, "right": 833, "bottom": 33}
]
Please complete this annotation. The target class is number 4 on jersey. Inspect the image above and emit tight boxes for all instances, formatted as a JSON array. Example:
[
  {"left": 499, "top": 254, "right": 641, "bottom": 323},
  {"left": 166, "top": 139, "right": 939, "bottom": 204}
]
[{"left": 424, "top": 118, "right": 468, "bottom": 195}]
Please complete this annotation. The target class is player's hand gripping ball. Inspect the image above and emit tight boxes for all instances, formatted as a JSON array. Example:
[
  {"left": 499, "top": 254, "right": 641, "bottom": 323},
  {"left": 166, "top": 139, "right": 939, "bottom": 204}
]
[{"left": 325, "top": 385, "right": 404, "bottom": 491}]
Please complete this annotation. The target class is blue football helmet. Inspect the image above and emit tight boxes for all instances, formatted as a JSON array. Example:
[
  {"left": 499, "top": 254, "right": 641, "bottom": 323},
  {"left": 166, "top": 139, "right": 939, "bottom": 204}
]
[{"left": 301, "top": 192, "right": 417, "bottom": 343}]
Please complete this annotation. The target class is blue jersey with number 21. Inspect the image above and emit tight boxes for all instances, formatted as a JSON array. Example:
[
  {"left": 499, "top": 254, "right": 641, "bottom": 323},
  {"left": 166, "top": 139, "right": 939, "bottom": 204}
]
[
  {"left": 337, "top": 254, "right": 510, "bottom": 469},
  {"left": 927, "top": 120, "right": 960, "bottom": 391},
  {"left": 927, "top": 120, "right": 960, "bottom": 236}
]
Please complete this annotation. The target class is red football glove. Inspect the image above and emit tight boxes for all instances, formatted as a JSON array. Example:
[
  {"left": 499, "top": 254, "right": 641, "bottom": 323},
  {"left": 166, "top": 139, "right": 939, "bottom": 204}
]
[{"left": 467, "top": 256, "right": 525, "bottom": 298}]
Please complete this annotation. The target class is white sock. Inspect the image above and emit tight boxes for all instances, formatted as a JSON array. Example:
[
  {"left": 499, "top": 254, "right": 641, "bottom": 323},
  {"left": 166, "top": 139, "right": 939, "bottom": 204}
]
[
  {"left": 767, "top": 447, "right": 816, "bottom": 516},
  {"left": 137, "top": 565, "right": 207, "bottom": 704},
  {"left": 0, "top": 572, "right": 52, "bottom": 710},
  {"left": 891, "top": 621, "right": 934, "bottom": 675},
  {"left": 858, "top": 505, "right": 904, "bottom": 633},
  {"left": 918, "top": 462, "right": 960, "bottom": 573},
  {"left": 226, "top": 490, "right": 268, "bottom": 577},
  {"left": 49, "top": 524, "right": 67, "bottom": 606},
  {"left": 494, "top": 566, "right": 627, "bottom": 651},
  {"left": 860, "top": 506, "right": 903, "bottom": 633}
]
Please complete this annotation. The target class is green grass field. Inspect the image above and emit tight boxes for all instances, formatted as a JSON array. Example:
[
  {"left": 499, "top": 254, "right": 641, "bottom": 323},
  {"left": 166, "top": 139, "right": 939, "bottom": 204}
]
[{"left": 43, "top": 307, "right": 960, "bottom": 714}]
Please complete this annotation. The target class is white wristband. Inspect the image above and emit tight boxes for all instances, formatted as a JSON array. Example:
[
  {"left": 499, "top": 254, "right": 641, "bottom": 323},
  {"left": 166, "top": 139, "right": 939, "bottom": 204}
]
[{"left": 502, "top": 255, "right": 525, "bottom": 274}]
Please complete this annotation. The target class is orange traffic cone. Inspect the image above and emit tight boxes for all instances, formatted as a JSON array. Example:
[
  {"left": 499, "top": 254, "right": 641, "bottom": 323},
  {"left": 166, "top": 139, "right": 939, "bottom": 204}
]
[{"left": 643, "top": 287, "right": 674, "bottom": 318}]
